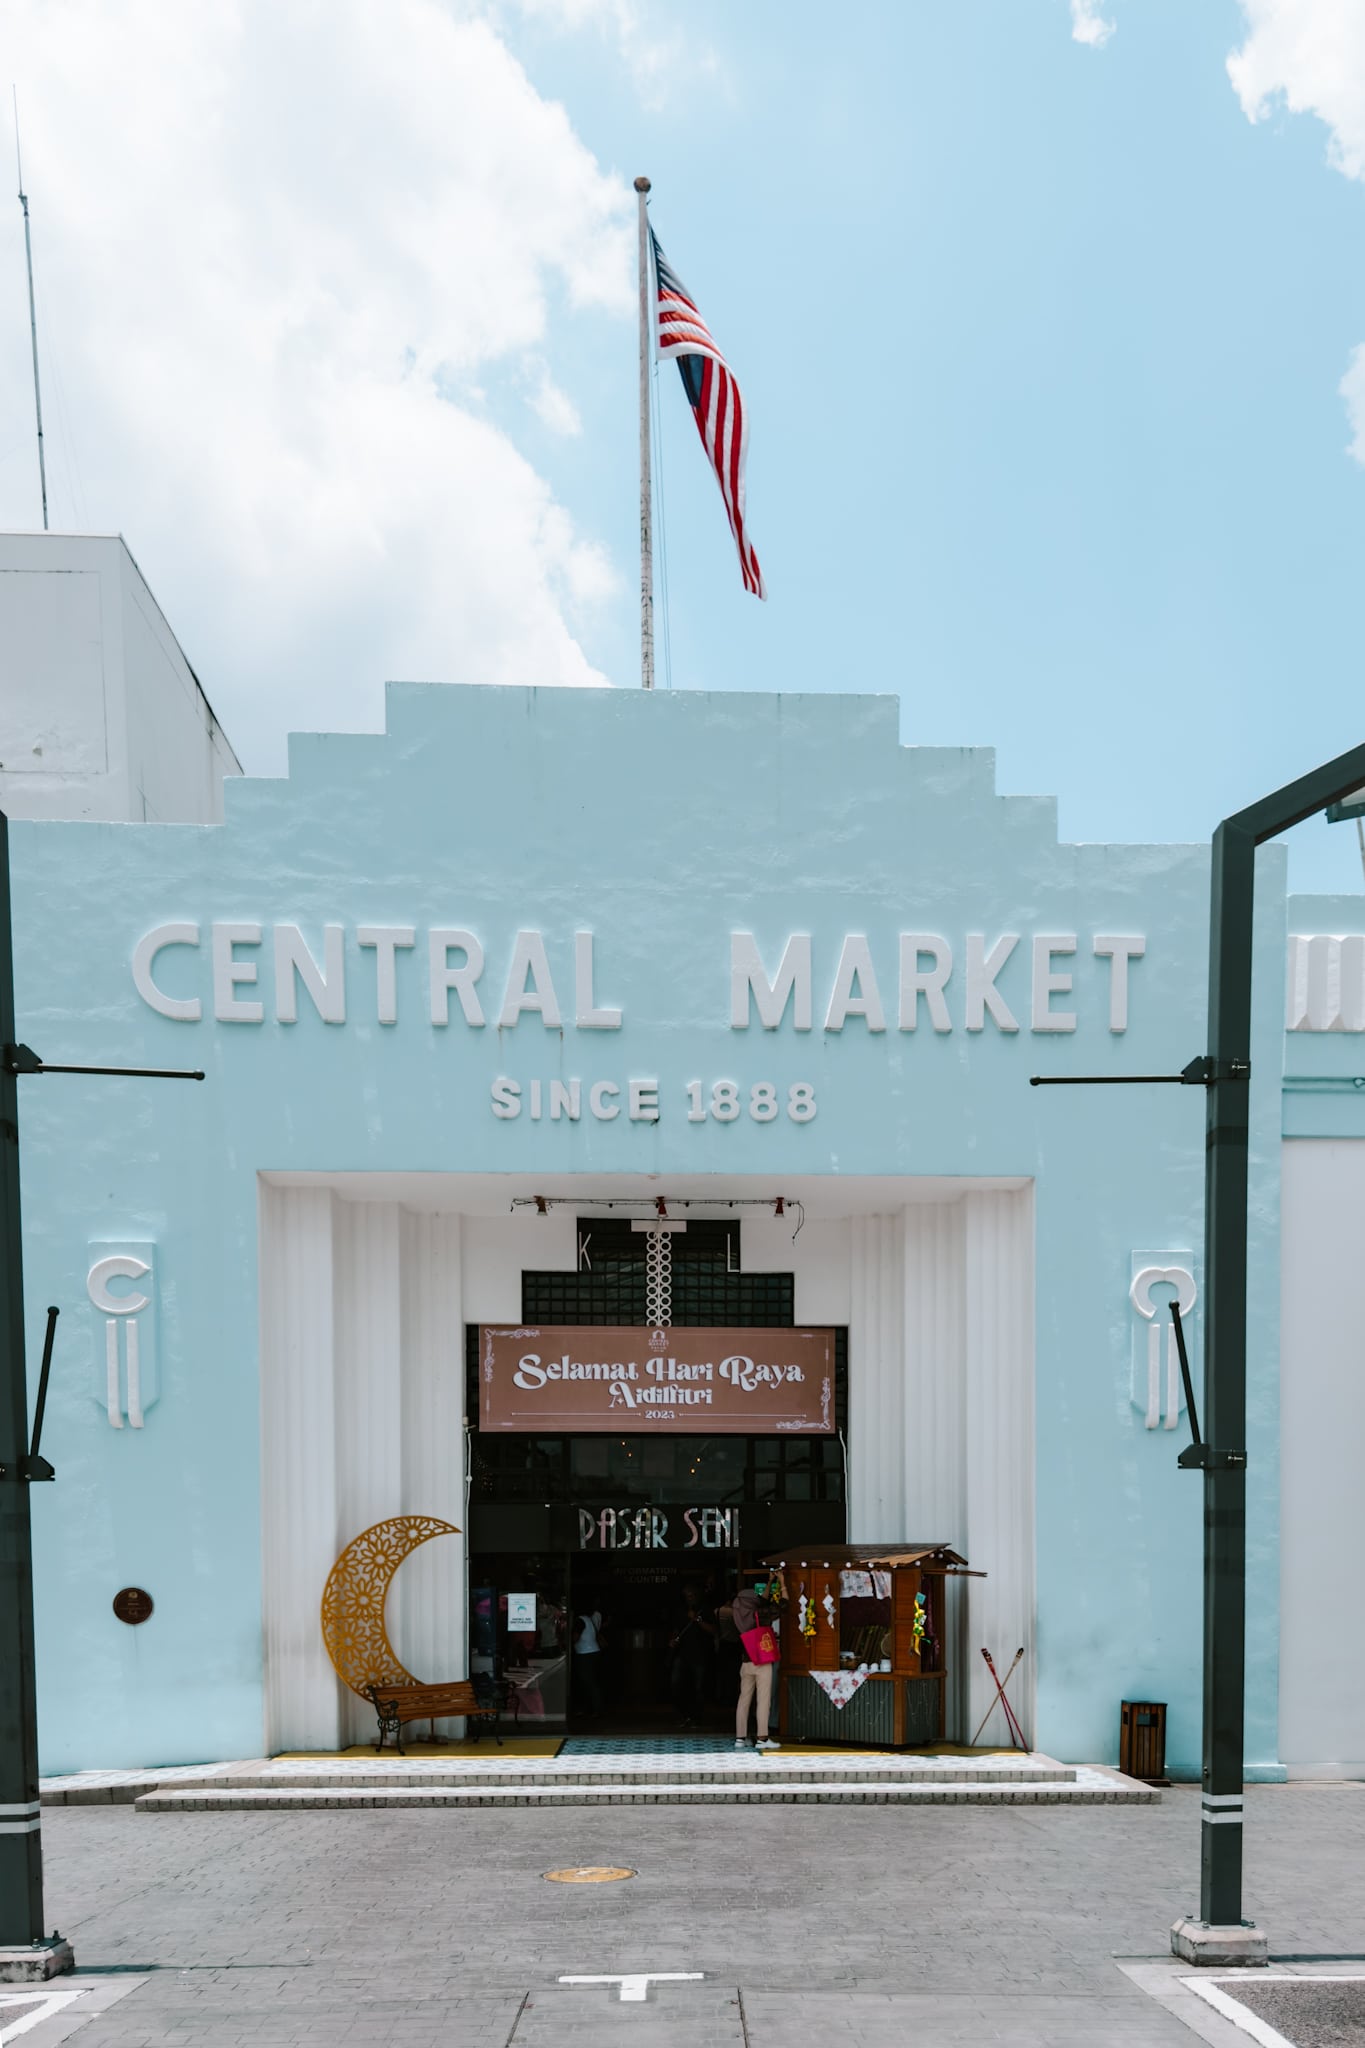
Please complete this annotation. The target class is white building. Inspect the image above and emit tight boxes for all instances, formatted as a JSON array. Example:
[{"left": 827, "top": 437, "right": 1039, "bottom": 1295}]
[{"left": 0, "top": 533, "right": 240, "bottom": 825}]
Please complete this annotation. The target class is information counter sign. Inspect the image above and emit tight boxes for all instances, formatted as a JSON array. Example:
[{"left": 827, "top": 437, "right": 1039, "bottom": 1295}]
[{"left": 480, "top": 1325, "right": 835, "bottom": 1435}]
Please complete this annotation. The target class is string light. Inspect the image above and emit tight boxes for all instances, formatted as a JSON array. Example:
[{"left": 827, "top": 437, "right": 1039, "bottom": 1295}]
[{"left": 512, "top": 1194, "right": 805, "bottom": 1239}]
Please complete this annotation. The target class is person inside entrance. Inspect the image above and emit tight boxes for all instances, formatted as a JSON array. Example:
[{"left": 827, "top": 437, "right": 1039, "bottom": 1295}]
[
  {"left": 572, "top": 1604, "right": 606, "bottom": 1718},
  {"left": 732, "top": 1575, "right": 782, "bottom": 1750},
  {"left": 568, "top": 1554, "right": 738, "bottom": 1735},
  {"left": 668, "top": 1581, "right": 717, "bottom": 1729}
]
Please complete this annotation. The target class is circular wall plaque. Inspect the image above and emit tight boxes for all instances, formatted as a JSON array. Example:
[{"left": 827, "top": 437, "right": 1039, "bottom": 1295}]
[{"left": 112, "top": 1587, "right": 154, "bottom": 1626}]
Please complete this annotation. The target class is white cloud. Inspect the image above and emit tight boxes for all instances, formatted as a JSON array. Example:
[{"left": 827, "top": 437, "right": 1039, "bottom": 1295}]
[
  {"left": 1227, "top": 3, "right": 1365, "bottom": 464},
  {"left": 1340, "top": 345, "right": 1365, "bottom": 462},
  {"left": 1228, "top": 0, "right": 1365, "bottom": 181},
  {"left": 1070, "top": 0, "right": 1116, "bottom": 50},
  {"left": 0, "top": 1, "right": 635, "bottom": 771},
  {"left": 528, "top": 368, "right": 584, "bottom": 437},
  {"left": 505, "top": 0, "right": 720, "bottom": 110}
]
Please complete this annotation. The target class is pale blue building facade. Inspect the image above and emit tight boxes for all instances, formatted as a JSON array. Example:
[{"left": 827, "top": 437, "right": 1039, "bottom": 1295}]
[{"left": 10, "top": 681, "right": 1364, "bottom": 1777}]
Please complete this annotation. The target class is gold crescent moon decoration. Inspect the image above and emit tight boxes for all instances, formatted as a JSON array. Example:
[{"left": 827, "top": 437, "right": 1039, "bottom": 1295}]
[{"left": 320, "top": 1515, "right": 461, "bottom": 1700}]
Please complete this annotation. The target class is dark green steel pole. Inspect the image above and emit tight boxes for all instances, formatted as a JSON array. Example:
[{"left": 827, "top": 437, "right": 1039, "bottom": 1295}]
[
  {"left": 0, "top": 814, "right": 45, "bottom": 1942},
  {"left": 1200, "top": 818, "right": 1254, "bottom": 1924},
  {"left": 1197, "top": 739, "right": 1365, "bottom": 1931}
]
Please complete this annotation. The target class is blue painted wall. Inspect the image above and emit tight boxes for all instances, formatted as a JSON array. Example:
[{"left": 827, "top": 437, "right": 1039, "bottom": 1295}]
[{"left": 9, "top": 686, "right": 1287, "bottom": 1773}]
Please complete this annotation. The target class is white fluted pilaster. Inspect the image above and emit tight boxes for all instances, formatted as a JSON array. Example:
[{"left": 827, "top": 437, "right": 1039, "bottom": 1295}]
[
  {"left": 259, "top": 1184, "right": 340, "bottom": 1754},
  {"left": 903, "top": 1201, "right": 968, "bottom": 1734},
  {"left": 902, "top": 1203, "right": 967, "bottom": 1538},
  {"left": 398, "top": 1209, "right": 466, "bottom": 1731},
  {"left": 333, "top": 1198, "right": 404, "bottom": 1743},
  {"left": 962, "top": 1188, "right": 1036, "bottom": 1746},
  {"left": 847, "top": 1215, "right": 907, "bottom": 1540}
]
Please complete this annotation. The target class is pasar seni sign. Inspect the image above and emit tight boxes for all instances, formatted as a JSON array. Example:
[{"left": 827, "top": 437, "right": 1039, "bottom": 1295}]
[{"left": 577, "top": 1506, "right": 740, "bottom": 1550}]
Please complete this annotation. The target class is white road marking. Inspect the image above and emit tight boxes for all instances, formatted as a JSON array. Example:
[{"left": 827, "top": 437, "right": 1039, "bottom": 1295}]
[
  {"left": 1183, "top": 1973, "right": 1365, "bottom": 2048},
  {"left": 0, "top": 1987, "right": 88, "bottom": 2043},
  {"left": 559, "top": 1972, "right": 704, "bottom": 2004}
]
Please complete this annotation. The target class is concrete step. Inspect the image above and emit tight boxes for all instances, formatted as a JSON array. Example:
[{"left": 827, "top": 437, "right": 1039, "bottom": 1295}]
[
  {"left": 43, "top": 1755, "right": 1081, "bottom": 1804},
  {"left": 135, "top": 1766, "right": 1151, "bottom": 1811},
  {"left": 182, "top": 1761, "right": 1077, "bottom": 1792}
]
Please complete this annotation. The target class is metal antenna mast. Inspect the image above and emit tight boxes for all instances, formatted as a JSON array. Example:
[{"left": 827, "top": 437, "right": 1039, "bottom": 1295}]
[{"left": 13, "top": 91, "right": 48, "bottom": 532}]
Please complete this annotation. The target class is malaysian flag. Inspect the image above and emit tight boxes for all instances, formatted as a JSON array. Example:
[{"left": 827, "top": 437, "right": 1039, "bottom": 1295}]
[{"left": 651, "top": 229, "right": 765, "bottom": 599}]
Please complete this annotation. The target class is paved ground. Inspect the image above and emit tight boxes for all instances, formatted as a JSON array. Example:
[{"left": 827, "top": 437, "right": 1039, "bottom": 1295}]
[{"left": 16, "top": 1781, "right": 1365, "bottom": 2045}]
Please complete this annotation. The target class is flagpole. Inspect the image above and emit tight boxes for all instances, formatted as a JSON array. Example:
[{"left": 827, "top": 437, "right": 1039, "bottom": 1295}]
[
  {"left": 13, "top": 93, "right": 48, "bottom": 534},
  {"left": 634, "top": 175, "right": 654, "bottom": 691}
]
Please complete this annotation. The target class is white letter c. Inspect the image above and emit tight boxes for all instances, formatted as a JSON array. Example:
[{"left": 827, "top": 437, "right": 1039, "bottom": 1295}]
[
  {"left": 133, "top": 924, "right": 202, "bottom": 1021},
  {"left": 88, "top": 1255, "right": 151, "bottom": 1315}
]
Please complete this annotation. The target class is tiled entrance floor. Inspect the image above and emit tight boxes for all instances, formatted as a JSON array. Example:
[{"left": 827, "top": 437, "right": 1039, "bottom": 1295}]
[{"left": 562, "top": 1734, "right": 770, "bottom": 1756}]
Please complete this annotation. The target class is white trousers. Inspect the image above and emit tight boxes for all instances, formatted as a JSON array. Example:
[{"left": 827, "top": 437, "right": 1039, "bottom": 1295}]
[{"left": 736, "top": 1659, "right": 774, "bottom": 1739}]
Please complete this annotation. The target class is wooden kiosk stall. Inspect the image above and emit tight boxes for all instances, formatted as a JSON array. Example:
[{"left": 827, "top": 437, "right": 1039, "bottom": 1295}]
[{"left": 763, "top": 1543, "right": 979, "bottom": 1749}]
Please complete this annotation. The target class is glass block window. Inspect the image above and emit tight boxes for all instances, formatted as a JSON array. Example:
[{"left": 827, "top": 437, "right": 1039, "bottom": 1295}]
[{"left": 466, "top": 1219, "right": 847, "bottom": 1506}]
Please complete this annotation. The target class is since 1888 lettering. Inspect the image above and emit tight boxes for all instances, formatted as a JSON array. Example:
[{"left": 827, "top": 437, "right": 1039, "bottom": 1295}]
[{"left": 490, "top": 1078, "right": 817, "bottom": 1123}]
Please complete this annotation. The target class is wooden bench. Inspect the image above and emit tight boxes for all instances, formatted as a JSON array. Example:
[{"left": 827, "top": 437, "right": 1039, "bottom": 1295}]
[{"left": 367, "top": 1679, "right": 501, "bottom": 1754}]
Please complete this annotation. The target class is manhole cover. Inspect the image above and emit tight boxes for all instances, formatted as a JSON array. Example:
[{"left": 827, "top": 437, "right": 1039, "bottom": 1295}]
[{"left": 543, "top": 1866, "right": 637, "bottom": 1884}]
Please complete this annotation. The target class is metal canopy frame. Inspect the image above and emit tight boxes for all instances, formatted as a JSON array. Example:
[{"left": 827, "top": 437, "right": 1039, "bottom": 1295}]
[
  {"left": 1031, "top": 739, "right": 1365, "bottom": 1934},
  {"left": 1195, "top": 740, "right": 1365, "bottom": 1929}
]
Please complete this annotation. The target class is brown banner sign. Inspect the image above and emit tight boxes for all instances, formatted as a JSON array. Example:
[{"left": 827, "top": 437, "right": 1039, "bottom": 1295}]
[{"left": 480, "top": 1325, "right": 836, "bottom": 1434}]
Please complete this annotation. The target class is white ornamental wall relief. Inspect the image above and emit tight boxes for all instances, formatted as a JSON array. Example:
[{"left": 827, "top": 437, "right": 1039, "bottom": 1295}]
[
  {"left": 88, "top": 1243, "right": 158, "bottom": 1429},
  {"left": 1129, "top": 1254, "right": 1197, "bottom": 1433}
]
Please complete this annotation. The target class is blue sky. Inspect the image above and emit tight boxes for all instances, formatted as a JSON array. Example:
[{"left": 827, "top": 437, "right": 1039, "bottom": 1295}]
[
  {"left": 3, "top": 0, "right": 1363, "bottom": 890},
  {"left": 509, "top": 0, "right": 1365, "bottom": 891}
]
